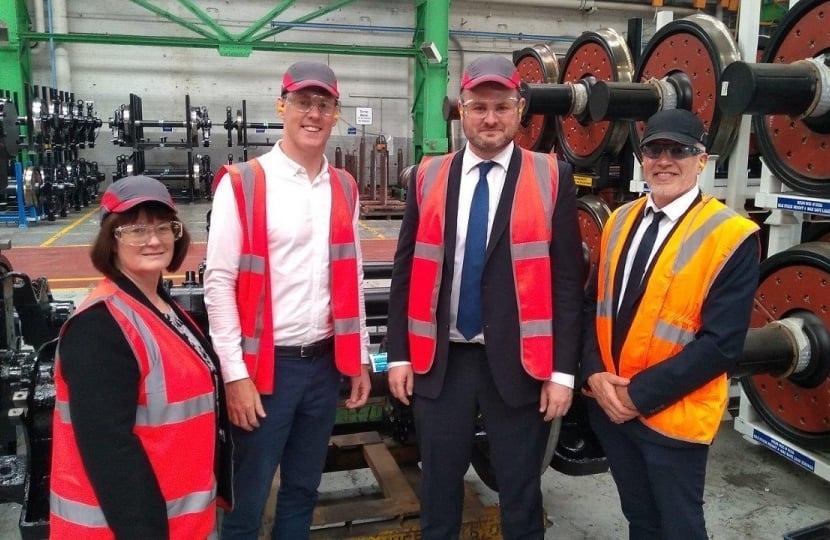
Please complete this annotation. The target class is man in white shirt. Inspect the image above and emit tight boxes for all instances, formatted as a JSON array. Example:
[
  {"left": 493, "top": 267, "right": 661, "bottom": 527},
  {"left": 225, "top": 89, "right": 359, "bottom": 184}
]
[{"left": 204, "top": 61, "right": 371, "bottom": 539}]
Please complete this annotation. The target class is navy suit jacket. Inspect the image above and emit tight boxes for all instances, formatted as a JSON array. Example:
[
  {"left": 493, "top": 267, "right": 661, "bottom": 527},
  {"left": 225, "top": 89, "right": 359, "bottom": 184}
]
[{"left": 387, "top": 146, "right": 584, "bottom": 408}]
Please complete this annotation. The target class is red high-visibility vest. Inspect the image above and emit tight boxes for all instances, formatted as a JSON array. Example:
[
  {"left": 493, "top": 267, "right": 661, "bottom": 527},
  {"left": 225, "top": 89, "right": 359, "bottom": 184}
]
[
  {"left": 213, "top": 159, "right": 362, "bottom": 394},
  {"left": 50, "top": 280, "right": 220, "bottom": 539},
  {"left": 596, "top": 196, "right": 758, "bottom": 443},
  {"left": 407, "top": 149, "right": 559, "bottom": 379}
]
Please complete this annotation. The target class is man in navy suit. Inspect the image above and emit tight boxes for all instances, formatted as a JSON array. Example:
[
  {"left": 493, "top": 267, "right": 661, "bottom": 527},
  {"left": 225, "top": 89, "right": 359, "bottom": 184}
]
[{"left": 386, "top": 55, "right": 584, "bottom": 539}]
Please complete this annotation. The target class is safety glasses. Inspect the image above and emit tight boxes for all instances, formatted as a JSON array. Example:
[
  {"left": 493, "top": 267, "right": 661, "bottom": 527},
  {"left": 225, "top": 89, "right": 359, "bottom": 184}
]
[{"left": 640, "top": 143, "right": 705, "bottom": 159}]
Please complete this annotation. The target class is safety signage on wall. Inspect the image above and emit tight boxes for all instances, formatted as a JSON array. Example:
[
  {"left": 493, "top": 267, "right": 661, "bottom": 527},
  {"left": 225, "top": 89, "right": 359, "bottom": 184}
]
[{"left": 356, "top": 107, "right": 373, "bottom": 125}]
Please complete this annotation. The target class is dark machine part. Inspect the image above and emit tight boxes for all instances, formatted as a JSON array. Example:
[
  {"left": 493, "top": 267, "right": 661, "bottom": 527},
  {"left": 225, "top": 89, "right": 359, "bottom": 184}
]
[
  {"left": 513, "top": 43, "right": 561, "bottom": 152},
  {"left": 555, "top": 27, "right": 635, "bottom": 167},
  {"left": 586, "top": 14, "right": 739, "bottom": 162},
  {"left": 726, "top": 0, "right": 830, "bottom": 197},
  {"left": 8, "top": 340, "right": 56, "bottom": 540},
  {"left": 108, "top": 94, "right": 211, "bottom": 200},
  {"left": 740, "top": 242, "right": 830, "bottom": 451},
  {"left": 576, "top": 195, "right": 612, "bottom": 287},
  {"left": 223, "top": 100, "right": 283, "bottom": 162},
  {"left": 0, "top": 264, "right": 74, "bottom": 538},
  {"left": 588, "top": 74, "right": 693, "bottom": 122},
  {"left": 719, "top": 61, "right": 827, "bottom": 119},
  {"left": 0, "top": 100, "right": 21, "bottom": 160}
]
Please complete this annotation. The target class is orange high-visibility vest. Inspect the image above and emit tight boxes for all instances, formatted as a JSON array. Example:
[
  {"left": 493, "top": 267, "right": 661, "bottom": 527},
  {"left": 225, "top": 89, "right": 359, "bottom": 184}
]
[
  {"left": 408, "top": 149, "right": 559, "bottom": 379},
  {"left": 213, "top": 159, "right": 362, "bottom": 394},
  {"left": 596, "top": 196, "right": 758, "bottom": 443},
  {"left": 50, "top": 280, "right": 220, "bottom": 539}
]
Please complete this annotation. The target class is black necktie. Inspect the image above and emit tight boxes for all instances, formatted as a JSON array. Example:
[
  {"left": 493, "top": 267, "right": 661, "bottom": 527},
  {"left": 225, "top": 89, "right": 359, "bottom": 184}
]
[
  {"left": 619, "top": 210, "right": 664, "bottom": 315},
  {"left": 457, "top": 161, "right": 495, "bottom": 340}
]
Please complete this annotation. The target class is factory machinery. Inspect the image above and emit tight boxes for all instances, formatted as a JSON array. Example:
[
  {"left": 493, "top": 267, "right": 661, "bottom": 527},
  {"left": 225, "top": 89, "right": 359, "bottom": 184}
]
[
  {"left": 502, "top": 0, "right": 830, "bottom": 481},
  {"left": 0, "top": 86, "right": 105, "bottom": 225},
  {"left": 0, "top": 0, "right": 828, "bottom": 537}
]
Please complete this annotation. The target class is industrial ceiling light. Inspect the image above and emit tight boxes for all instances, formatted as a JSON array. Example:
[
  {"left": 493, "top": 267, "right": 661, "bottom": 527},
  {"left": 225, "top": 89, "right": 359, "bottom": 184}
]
[{"left": 421, "top": 41, "right": 442, "bottom": 64}]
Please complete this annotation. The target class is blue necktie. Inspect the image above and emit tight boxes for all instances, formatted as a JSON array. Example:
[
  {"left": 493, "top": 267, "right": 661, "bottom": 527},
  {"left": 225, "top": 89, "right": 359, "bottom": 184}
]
[
  {"left": 619, "top": 210, "right": 664, "bottom": 315},
  {"left": 457, "top": 161, "right": 495, "bottom": 340}
]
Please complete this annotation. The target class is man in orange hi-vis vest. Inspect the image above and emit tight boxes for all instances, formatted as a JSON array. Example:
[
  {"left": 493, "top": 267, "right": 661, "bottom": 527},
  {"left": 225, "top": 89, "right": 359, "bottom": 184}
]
[
  {"left": 581, "top": 109, "right": 760, "bottom": 540},
  {"left": 204, "top": 61, "right": 371, "bottom": 539},
  {"left": 387, "top": 55, "right": 584, "bottom": 539}
]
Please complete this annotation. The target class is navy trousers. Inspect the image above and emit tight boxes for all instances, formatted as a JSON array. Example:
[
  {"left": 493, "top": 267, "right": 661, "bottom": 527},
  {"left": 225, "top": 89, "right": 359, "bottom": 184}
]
[
  {"left": 413, "top": 343, "right": 548, "bottom": 540},
  {"left": 220, "top": 350, "right": 342, "bottom": 540},
  {"left": 587, "top": 399, "right": 710, "bottom": 540}
]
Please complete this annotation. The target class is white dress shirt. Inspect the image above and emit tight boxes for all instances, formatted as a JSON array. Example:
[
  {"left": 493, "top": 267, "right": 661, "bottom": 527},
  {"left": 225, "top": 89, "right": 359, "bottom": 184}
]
[
  {"left": 619, "top": 186, "right": 701, "bottom": 309},
  {"left": 204, "top": 141, "right": 370, "bottom": 383}
]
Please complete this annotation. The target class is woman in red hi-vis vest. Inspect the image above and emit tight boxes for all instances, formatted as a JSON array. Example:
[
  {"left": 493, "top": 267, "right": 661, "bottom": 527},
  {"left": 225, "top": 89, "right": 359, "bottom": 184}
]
[{"left": 50, "top": 176, "right": 233, "bottom": 539}]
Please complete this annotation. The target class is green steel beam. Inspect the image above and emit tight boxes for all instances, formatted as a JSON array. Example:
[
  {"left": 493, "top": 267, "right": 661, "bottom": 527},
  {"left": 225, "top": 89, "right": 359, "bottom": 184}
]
[
  {"left": 176, "top": 0, "right": 233, "bottom": 40},
  {"left": 412, "top": 0, "right": 449, "bottom": 161},
  {"left": 19, "top": 31, "right": 416, "bottom": 58},
  {"left": 237, "top": 0, "right": 297, "bottom": 42},
  {"left": 0, "top": 0, "right": 32, "bottom": 162},
  {"left": 251, "top": 0, "right": 360, "bottom": 42},
  {"left": 129, "top": 0, "right": 218, "bottom": 40}
]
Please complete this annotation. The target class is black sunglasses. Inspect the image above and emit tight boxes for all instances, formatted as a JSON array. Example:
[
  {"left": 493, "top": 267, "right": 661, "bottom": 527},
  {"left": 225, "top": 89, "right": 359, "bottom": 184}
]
[{"left": 640, "top": 143, "right": 705, "bottom": 159}]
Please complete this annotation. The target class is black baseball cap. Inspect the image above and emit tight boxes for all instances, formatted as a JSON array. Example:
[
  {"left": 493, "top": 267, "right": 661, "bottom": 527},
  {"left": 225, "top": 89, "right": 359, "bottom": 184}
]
[{"left": 640, "top": 109, "right": 707, "bottom": 147}]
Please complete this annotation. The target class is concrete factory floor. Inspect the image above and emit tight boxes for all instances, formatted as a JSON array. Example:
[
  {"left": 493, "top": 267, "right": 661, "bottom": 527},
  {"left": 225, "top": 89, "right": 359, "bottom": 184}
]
[{"left": 0, "top": 199, "right": 828, "bottom": 539}]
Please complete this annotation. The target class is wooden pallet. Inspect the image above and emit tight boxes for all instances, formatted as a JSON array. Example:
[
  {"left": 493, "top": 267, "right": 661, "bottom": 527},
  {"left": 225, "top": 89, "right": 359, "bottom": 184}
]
[{"left": 259, "top": 431, "right": 503, "bottom": 539}]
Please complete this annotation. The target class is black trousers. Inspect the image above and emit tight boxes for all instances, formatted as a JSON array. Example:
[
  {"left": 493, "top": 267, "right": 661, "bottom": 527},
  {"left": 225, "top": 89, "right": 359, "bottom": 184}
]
[
  {"left": 587, "top": 399, "right": 710, "bottom": 540},
  {"left": 412, "top": 342, "right": 548, "bottom": 540}
]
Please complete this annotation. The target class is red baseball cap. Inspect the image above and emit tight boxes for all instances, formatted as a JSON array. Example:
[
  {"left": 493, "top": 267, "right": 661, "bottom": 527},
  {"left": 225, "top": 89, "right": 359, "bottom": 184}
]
[
  {"left": 281, "top": 61, "right": 340, "bottom": 98},
  {"left": 460, "top": 55, "right": 521, "bottom": 90},
  {"left": 100, "top": 175, "right": 176, "bottom": 221}
]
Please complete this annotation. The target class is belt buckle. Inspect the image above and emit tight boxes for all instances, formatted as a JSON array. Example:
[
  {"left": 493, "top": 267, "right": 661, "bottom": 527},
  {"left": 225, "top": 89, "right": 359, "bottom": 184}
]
[{"left": 299, "top": 343, "right": 310, "bottom": 358}]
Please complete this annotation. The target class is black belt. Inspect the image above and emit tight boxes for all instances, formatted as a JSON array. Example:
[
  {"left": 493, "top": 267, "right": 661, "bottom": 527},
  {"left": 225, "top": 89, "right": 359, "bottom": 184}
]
[{"left": 275, "top": 337, "right": 334, "bottom": 358}]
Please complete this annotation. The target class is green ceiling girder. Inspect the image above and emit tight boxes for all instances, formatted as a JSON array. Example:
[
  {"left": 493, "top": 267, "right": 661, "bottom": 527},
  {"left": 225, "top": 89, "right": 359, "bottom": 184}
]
[
  {"left": 125, "top": 0, "right": 363, "bottom": 54},
  {"left": 129, "top": 0, "right": 217, "bottom": 41},
  {"left": 237, "top": 0, "right": 297, "bottom": 42},
  {"left": 253, "top": 0, "right": 359, "bottom": 42},
  {"left": 176, "top": 0, "right": 234, "bottom": 41},
  {"left": 18, "top": 31, "right": 417, "bottom": 58}
]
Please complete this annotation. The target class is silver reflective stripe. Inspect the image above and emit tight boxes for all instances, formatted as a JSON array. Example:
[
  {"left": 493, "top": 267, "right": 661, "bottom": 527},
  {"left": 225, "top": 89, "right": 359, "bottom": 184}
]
[
  {"left": 331, "top": 169, "right": 356, "bottom": 210},
  {"left": 167, "top": 488, "right": 216, "bottom": 517},
  {"left": 51, "top": 493, "right": 108, "bottom": 527},
  {"left": 51, "top": 488, "right": 216, "bottom": 528},
  {"left": 530, "top": 152, "right": 553, "bottom": 218},
  {"left": 110, "top": 295, "right": 215, "bottom": 427},
  {"left": 55, "top": 400, "right": 70, "bottom": 423},
  {"left": 135, "top": 393, "right": 214, "bottom": 427},
  {"left": 673, "top": 207, "right": 735, "bottom": 273},
  {"left": 408, "top": 318, "right": 435, "bottom": 338},
  {"left": 334, "top": 316, "right": 361, "bottom": 334},
  {"left": 597, "top": 300, "right": 614, "bottom": 318},
  {"left": 109, "top": 295, "right": 167, "bottom": 403},
  {"left": 241, "top": 335, "right": 260, "bottom": 354},
  {"left": 599, "top": 203, "right": 640, "bottom": 318},
  {"left": 239, "top": 162, "right": 257, "bottom": 250},
  {"left": 414, "top": 242, "right": 442, "bottom": 261},
  {"left": 512, "top": 241, "right": 549, "bottom": 260},
  {"left": 655, "top": 318, "right": 695, "bottom": 347},
  {"left": 239, "top": 254, "right": 265, "bottom": 274},
  {"left": 521, "top": 319, "right": 552, "bottom": 337},
  {"left": 419, "top": 155, "right": 447, "bottom": 198},
  {"left": 331, "top": 242, "right": 357, "bottom": 261}
]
